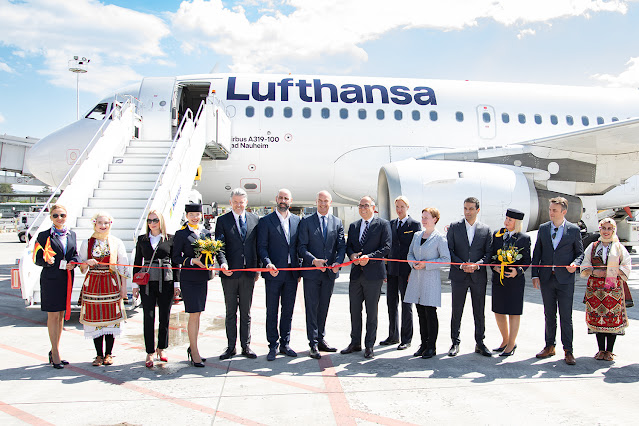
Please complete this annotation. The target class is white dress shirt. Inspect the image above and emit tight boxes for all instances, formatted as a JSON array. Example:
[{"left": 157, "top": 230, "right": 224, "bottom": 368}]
[{"left": 465, "top": 219, "right": 477, "bottom": 245}]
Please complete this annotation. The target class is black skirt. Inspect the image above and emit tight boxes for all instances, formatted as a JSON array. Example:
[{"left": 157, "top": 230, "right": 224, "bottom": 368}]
[
  {"left": 491, "top": 275, "right": 525, "bottom": 315},
  {"left": 180, "top": 280, "right": 208, "bottom": 313},
  {"left": 40, "top": 275, "right": 68, "bottom": 312}
]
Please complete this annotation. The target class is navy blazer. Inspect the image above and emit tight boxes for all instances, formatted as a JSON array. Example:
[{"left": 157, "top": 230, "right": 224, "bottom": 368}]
[
  {"left": 387, "top": 216, "right": 421, "bottom": 277},
  {"left": 257, "top": 211, "right": 301, "bottom": 281},
  {"left": 531, "top": 221, "right": 584, "bottom": 284},
  {"left": 34, "top": 228, "right": 80, "bottom": 284},
  {"left": 490, "top": 229, "right": 531, "bottom": 285},
  {"left": 447, "top": 219, "right": 492, "bottom": 284},
  {"left": 172, "top": 226, "right": 213, "bottom": 282},
  {"left": 346, "top": 217, "right": 392, "bottom": 281},
  {"left": 297, "top": 213, "right": 347, "bottom": 280},
  {"left": 215, "top": 210, "right": 260, "bottom": 278}
]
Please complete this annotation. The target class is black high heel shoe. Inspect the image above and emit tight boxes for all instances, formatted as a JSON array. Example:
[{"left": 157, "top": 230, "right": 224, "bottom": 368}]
[
  {"left": 493, "top": 344, "right": 507, "bottom": 353},
  {"left": 187, "top": 347, "right": 205, "bottom": 367},
  {"left": 499, "top": 345, "right": 517, "bottom": 357},
  {"left": 48, "top": 351, "right": 64, "bottom": 369}
]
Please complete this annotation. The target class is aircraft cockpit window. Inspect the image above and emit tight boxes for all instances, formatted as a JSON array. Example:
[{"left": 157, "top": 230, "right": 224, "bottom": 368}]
[
  {"left": 596, "top": 116, "right": 604, "bottom": 125},
  {"left": 455, "top": 111, "right": 464, "bottom": 122},
  {"left": 358, "top": 109, "right": 367, "bottom": 119},
  {"left": 566, "top": 115, "right": 574, "bottom": 125},
  {"left": 321, "top": 108, "right": 330, "bottom": 119},
  {"left": 412, "top": 111, "right": 420, "bottom": 121},
  {"left": 394, "top": 110, "right": 403, "bottom": 120},
  {"left": 303, "top": 107, "right": 311, "bottom": 118},
  {"left": 534, "top": 114, "right": 542, "bottom": 124},
  {"left": 501, "top": 113, "right": 509, "bottom": 123},
  {"left": 482, "top": 112, "right": 491, "bottom": 123},
  {"left": 550, "top": 115, "right": 558, "bottom": 125},
  {"left": 612, "top": 117, "right": 619, "bottom": 122},
  {"left": 430, "top": 111, "right": 438, "bottom": 121},
  {"left": 376, "top": 109, "right": 385, "bottom": 120},
  {"left": 283, "top": 107, "right": 293, "bottom": 118},
  {"left": 85, "top": 103, "right": 108, "bottom": 120},
  {"left": 582, "top": 116, "right": 589, "bottom": 126},
  {"left": 518, "top": 113, "right": 526, "bottom": 124},
  {"left": 265, "top": 107, "right": 274, "bottom": 118},
  {"left": 339, "top": 108, "right": 348, "bottom": 119},
  {"left": 245, "top": 106, "right": 255, "bottom": 117}
]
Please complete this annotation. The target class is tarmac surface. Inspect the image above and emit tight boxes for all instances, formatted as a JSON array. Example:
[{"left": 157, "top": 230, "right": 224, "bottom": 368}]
[{"left": 1, "top": 231, "right": 639, "bottom": 425}]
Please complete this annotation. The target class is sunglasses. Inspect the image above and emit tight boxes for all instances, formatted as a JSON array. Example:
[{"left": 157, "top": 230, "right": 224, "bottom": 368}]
[
  {"left": 552, "top": 227, "right": 558, "bottom": 239},
  {"left": 52, "top": 213, "right": 67, "bottom": 219},
  {"left": 147, "top": 218, "right": 160, "bottom": 224}
]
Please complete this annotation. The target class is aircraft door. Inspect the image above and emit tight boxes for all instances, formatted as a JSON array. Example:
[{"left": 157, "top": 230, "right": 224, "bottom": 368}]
[
  {"left": 138, "top": 77, "right": 177, "bottom": 140},
  {"left": 476, "top": 105, "right": 496, "bottom": 140}
]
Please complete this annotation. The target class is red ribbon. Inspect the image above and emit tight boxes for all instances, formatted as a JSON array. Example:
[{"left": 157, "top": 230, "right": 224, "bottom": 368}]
[{"left": 65, "top": 269, "right": 72, "bottom": 320}]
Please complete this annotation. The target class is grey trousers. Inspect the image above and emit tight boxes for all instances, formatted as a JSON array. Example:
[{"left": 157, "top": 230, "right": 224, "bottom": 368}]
[{"left": 221, "top": 274, "right": 255, "bottom": 348}]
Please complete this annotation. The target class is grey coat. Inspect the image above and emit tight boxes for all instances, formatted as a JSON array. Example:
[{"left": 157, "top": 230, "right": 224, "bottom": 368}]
[{"left": 404, "top": 229, "right": 451, "bottom": 307}]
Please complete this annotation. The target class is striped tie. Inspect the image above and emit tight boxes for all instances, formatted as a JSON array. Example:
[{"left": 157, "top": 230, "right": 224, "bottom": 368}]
[{"left": 360, "top": 220, "right": 369, "bottom": 245}]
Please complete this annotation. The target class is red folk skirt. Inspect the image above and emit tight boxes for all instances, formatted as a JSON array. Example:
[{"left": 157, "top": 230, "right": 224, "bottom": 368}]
[
  {"left": 584, "top": 275, "right": 628, "bottom": 335},
  {"left": 79, "top": 267, "right": 126, "bottom": 338}
]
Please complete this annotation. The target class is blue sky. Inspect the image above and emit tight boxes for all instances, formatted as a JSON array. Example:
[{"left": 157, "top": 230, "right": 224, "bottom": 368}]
[{"left": 1, "top": 0, "right": 639, "bottom": 139}]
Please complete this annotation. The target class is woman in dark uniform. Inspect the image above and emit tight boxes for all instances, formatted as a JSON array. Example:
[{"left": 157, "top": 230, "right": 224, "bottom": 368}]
[
  {"left": 34, "top": 204, "right": 79, "bottom": 369},
  {"left": 490, "top": 208, "right": 531, "bottom": 357},
  {"left": 132, "top": 210, "right": 181, "bottom": 368},
  {"left": 172, "top": 204, "right": 213, "bottom": 367}
]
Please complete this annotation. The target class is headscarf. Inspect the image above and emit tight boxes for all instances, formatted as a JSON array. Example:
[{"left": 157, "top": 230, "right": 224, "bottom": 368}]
[{"left": 597, "top": 218, "right": 622, "bottom": 288}]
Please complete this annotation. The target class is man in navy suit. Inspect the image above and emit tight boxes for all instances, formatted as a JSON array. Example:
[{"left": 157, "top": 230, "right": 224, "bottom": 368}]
[
  {"left": 215, "top": 188, "right": 260, "bottom": 360},
  {"left": 298, "top": 190, "right": 346, "bottom": 359},
  {"left": 532, "top": 197, "right": 584, "bottom": 365},
  {"left": 257, "top": 189, "right": 302, "bottom": 361},
  {"left": 447, "top": 197, "right": 493, "bottom": 357},
  {"left": 381, "top": 196, "right": 421, "bottom": 350},
  {"left": 341, "top": 196, "right": 392, "bottom": 359}
]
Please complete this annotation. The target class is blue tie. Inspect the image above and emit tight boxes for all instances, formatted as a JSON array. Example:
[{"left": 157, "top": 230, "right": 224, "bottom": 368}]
[
  {"left": 239, "top": 215, "right": 247, "bottom": 241},
  {"left": 321, "top": 216, "right": 327, "bottom": 242}
]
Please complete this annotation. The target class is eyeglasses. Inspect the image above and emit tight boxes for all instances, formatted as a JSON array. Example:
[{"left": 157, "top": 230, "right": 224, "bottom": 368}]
[
  {"left": 52, "top": 213, "right": 67, "bottom": 219},
  {"left": 358, "top": 204, "right": 372, "bottom": 209},
  {"left": 552, "top": 227, "right": 558, "bottom": 239},
  {"left": 147, "top": 218, "right": 160, "bottom": 224}
]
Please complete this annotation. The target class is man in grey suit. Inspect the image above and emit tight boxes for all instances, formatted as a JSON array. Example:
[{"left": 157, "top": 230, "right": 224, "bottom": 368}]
[
  {"left": 532, "top": 197, "right": 584, "bottom": 365},
  {"left": 298, "top": 190, "right": 346, "bottom": 359},
  {"left": 447, "top": 197, "right": 493, "bottom": 357}
]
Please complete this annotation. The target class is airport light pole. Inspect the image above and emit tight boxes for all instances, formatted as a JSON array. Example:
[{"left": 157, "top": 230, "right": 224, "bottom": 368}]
[{"left": 68, "top": 56, "right": 90, "bottom": 120}]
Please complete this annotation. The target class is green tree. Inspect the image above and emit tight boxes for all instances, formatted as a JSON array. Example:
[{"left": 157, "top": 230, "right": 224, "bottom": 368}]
[{"left": 0, "top": 183, "right": 14, "bottom": 202}]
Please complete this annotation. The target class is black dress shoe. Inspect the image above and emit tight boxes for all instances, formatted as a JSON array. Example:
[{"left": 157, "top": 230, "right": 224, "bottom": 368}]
[
  {"left": 364, "top": 347, "right": 374, "bottom": 359},
  {"left": 318, "top": 341, "right": 337, "bottom": 352},
  {"left": 475, "top": 343, "right": 492, "bottom": 357},
  {"left": 279, "top": 345, "right": 298, "bottom": 357},
  {"left": 397, "top": 343, "right": 411, "bottom": 350},
  {"left": 421, "top": 348, "right": 436, "bottom": 359},
  {"left": 340, "top": 344, "right": 362, "bottom": 354},
  {"left": 493, "top": 344, "right": 507, "bottom": 353},
  {"left": 379, "top": 338, "right": 400, "bottom": 346},
  {"left": 241, "top": 346, "right": 257, "bottom": 359},
  {"left": 448, "top": 344, "right": 460, "bottom": 357},
  {"left": 267, "top": 347, "right": 277, "bottom": 361},
  {"left": 413, "top": 346, "right": 426, "bottom": 357},
  {"left": 309, "top": 345, "right": 321, "bottom": 359},
  {"left": 219, "top": 347, "right": 236, "bottom": 361},
  {"left": 499, "top": 345, "right": 517, "bottom": 357}
]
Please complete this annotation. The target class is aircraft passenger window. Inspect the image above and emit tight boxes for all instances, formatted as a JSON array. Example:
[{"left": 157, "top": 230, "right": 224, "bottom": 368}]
[
  {"left": 340, "top": 108, "right": 348, "bottom": 119},
  {"left": 482, "top": 112, "right": 491, "bottom": 123},
  {"left": 303, "top": 107, "right": 311, "bottom": 119},
  {"left": 377, "top": 109, "right": 385, "bottom": 120},
  {"left": 582, "top": 116, "right": 589, "bottom": 126},
  {"left": 358, "top": 109, "right": 367, "bottom": 119},
  {"left": 283, "top": 107, "right": 292, "bottom": 118},
  {"left": 265, "top": 106, "right": 274, "bottom": 118},
  {"left": 502, "top": 113, "right": 510, "bottom": 123},
  {"left": 85, "top": 103, "right": 108, "bottom": 120},
  {"left": 430, "top": 111, "right": 438, "bottom": 121},
  {"left": 455, "top": 111, "right": 464, "bottom": 122},
  {"left": 534, "top": 114, "right": 542, "bottom": 124},
  {"left": 518, "top": 113, "right": 526, "bottom": 124},
  {"left": 412, "top": 110, "right": 420, "bottom": 121},
  {"left": 550, "top": 115, "right": 558, "bottom": 125},
  {"left": 566, "top": 115, "right": 574, "bottom": 125},
  {"left": 321, "top": 108, "right": 330, "bottom": 119},
  {"left": 612, "top": 117, "right": 619, "bottom": 122},
  {"left": 394, "top": 110, "right": 403, "bottom": 120},
  {"left": 596, "top": 116, "right": 604, "bottom": 125},
  {"left": 245, "top": 106, "right": 255, "bottom": 118}
]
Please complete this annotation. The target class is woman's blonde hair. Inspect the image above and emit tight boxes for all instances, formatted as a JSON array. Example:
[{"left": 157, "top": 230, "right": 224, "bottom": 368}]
[
  {"left": 144, "top": 210, "right": 167, "bottom": 238},
  {"left": 513, "top": 219, "right": 523, "bottom": 233},
  {"left": 91, "top": 211, "right": 114, "bottom": 226},
  {"left": 49, "top": 204, "right": 67, "bottom": 215}
]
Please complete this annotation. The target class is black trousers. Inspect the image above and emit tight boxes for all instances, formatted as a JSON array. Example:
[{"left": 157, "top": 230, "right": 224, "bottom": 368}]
[
  {"left": 303, "top": 275, "right": 335, "bottom": 346},
  {"left": 221, "top": 274, "right": 255, "bottom": 348},
  {"left": 386, "top": 274, "right": 413, "bottom": 344},
  {"left": 349, "top": 277, "right": 383, "bottom": 348},
  {"left": 450, "top": 275, "right": 486, "bottom": 345},
  {"left": 540, "top": 274, "right": 574, "bottom": 352},
  {"left": 139, "top": 280, "right": 174, "bottom": 354},
  {"left": 416, "top": 305, "right": 438, "bottom": 350}
]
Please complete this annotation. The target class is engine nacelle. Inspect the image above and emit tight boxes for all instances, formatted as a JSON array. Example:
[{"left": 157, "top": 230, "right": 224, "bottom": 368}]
[{"left": 378, "top": 159, "right": 581, "bottom": 232}]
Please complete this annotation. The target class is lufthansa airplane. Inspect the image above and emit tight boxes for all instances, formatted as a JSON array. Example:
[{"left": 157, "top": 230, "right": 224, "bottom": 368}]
[{"left": 25, "top": 73, "right": 639, "bottom": 234}]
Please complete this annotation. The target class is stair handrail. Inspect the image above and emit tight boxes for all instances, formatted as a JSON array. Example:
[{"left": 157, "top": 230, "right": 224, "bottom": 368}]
[{"left": 25, "top": 96, "right": 139, "bottom": 242}]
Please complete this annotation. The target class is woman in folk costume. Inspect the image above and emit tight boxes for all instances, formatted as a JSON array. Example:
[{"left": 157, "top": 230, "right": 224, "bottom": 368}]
[
  {"left": 79, "top": 212, "right": 129, "bottom": 366},
  {"left": 580, "top": 218, "right": 631, "bottom": 361},
  {"left": 33, "top": 204, "right": 80, "bottom": 369},
  {"left": 172, "top": 203, "right": 213, "bottom": 367}
]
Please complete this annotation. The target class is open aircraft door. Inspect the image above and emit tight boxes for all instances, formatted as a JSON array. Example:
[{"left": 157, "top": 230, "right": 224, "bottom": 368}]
[{"left": 138, "top": 77, "right": 177, "bottom": 140}]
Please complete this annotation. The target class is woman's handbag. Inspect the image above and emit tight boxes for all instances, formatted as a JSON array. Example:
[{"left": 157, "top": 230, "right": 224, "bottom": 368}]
[{"left": 132, "top": 241, "right": 159, "bottom": 286}]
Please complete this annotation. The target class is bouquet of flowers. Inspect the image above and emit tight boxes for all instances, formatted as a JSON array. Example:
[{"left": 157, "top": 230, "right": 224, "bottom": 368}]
[
  {"left": 192, "top": 238, "right": 224, "bottom": 268},
  {"left": 493, "top": 245, "right": 523, "bottom": 285}
]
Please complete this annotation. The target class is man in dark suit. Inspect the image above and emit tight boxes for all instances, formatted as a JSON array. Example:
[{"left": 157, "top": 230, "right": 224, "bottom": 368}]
[
  {"left": 341, "top": 195, "right": 392, "bottom": 359},
  {"left": 298, "top": 190, "right": 347, "bottom": 359},
  {"left": 532, "top": 197, "right": 584, "bottom": 365},
  {"left": 381, "top": 196, "right": 421, "bottom": 350},
  {"left": 257, "top": 189, "right": 302, "bottom": 361},
  {"left": 447, "top": 197, "right": 493, "bottom": 357},
  {"left": 215, "top": 188, "right": 260, "bottom": 360}
]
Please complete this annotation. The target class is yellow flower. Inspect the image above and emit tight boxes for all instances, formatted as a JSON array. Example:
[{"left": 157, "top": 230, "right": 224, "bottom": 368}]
[{"left": 498, "top": 255, "right": 503, "bottom": 261}]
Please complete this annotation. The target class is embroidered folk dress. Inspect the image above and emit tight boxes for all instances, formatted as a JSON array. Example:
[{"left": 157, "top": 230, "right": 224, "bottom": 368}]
[{"left": 79, "top": 237, "right": 130, "bottom": 339}]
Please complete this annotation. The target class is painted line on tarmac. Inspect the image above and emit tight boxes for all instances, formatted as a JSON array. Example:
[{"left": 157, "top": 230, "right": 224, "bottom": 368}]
[{"left": 0, "top": 400, "right": 55, "bottom": 426}]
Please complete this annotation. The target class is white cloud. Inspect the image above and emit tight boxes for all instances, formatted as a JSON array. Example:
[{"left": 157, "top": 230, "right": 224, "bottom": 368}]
[
  {"left": 0, "top": 61, "right": 14, "bottom": 73},
  {"left": 592, "top": 57, "right": 639, "bottom": 88},
  {"left": 171, "top": 0, "right": 630, "bottom": 73},
  {"left": 517, "top": 28, "right": 536, "bottom": 39},
  {"left": 0, "top": 0, "right": 169, "bottom": 94},
  {"left": 0, "top": 113, "right": 5, "bottom": 123}
]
